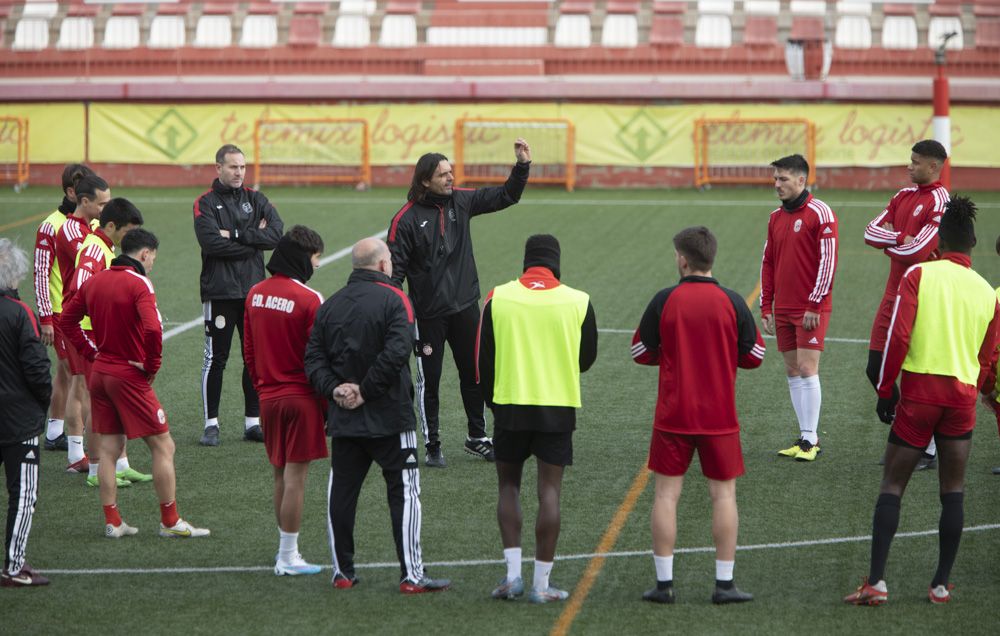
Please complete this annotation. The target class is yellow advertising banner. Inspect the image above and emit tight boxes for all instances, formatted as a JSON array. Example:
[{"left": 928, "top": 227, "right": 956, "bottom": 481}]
[
  {"left": 3, "top": 102, "right": 999, "bottom": 167},
  {"left": 0, "top": 104, "right": 85, "bottom": 163}
]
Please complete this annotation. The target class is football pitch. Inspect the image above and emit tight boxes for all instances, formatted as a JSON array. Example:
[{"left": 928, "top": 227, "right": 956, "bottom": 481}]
[{"left": 1, "top": 185, "right": 999, "bottom": 635}]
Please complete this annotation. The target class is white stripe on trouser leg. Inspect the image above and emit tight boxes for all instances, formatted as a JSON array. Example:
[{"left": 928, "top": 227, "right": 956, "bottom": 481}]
[
  {"left": 9, "top": 437, "right": 39, "bottom": 575},
  {"left": 400, "top": 430, "right": 423, "bottom": 582},
  {"left": 326, "top": 468, "right": 342, "bottom": 576},
  {"left": 201, "top": 301, "right": 213, "bottom": 422},
  {"left": 413, "top": 322, "right": 429, "bottom": 444}
]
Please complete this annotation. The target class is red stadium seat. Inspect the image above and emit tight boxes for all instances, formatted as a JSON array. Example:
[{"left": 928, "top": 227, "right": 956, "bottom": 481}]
[
  {"left": 650, "top": 2, "right": 685, "bottom": 47},
  {"left": 974, "top": 5, "right": 1000, "bottom": 48},
  {"left": 289, "top": 16, "right": 323, "bottom": 48}
]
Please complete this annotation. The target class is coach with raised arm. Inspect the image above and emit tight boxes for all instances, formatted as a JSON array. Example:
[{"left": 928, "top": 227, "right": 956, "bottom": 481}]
[
  {"left": 387, "top": 138, "right": 531, "bottom": 468},
  {"left": 194, "top": 144, "right": 283, "bottom": 447}
]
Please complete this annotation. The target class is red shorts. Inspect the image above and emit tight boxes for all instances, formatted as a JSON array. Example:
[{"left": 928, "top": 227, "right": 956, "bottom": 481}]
[
  {"left": 892, "top": 398, "right": 975, "bottom": 448},
  {"left": 647, "top": 429, "right": 745, "bottom": 481},
  {"left": 775, "top": 311, "right": 830, "bottom": 353},
  {"left": 868, "top": 294, "right": 894, "bottom": 353},
  {"left": 89, "top": 370, "right": 169, "bottom": 439},
  {"left": 261, "top": 395, "right": 329, "bottom": 467},
  {"left": 51, "top": 314, "right": 68, "bottom": 361}
]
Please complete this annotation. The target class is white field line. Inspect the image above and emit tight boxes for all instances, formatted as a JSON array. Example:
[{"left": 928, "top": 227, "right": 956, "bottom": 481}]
[
  {"left": 160, "top": 230, "right": 387, "bottom": 342},
  {"left": 39, "top": 523, "right": 1000, "bottom": 575},
  {"left": 599, "top": 328, "right": 868, "bottom": 344},
  {"left": 4, "top": 195, "right": 999, "bottom": 209}
]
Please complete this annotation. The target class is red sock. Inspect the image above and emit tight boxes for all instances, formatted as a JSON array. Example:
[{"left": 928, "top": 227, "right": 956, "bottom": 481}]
[
  {"left": 160, "top": 501, "right": 180, "bottom": 527},
  {"left": 103, "top": 504, "right": 122, "bottom": 527}
]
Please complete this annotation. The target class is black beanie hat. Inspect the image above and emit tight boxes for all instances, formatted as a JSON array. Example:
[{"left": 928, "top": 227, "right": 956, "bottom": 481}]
[
  {"left": 267, "top": 234, "right": 315, "bottom": 283},
  {"left": 523, "top": 234, "right": 561, "bottom": 280}
]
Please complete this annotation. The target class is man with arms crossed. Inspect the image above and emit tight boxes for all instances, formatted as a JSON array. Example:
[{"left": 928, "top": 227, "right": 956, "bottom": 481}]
[
  {"left": 760, "top": 155, "right": 838, "bottom": 462},
  {"left": 478, "top": 235, "right": 597, "bottom": 604},
  {"left": 388, "top": 139, "right": 531, "bottom": 466},
  {"left": 195, "top": 144, "right": 283, "bottom": 446},
  {"left": 633, "top": 226, "right": 765, "bottom": 604},
  {"left": 863, "top": 140, "right": 950, "bottom": 470},
  {"left": 62, "top": 229, "right": 210, "bottom": 539},
  {"left": 244, "top": 226, "right": 328, "bottom": 576},
  {"left": 845, "top": 196, "right": 999, "bottom": 605}
]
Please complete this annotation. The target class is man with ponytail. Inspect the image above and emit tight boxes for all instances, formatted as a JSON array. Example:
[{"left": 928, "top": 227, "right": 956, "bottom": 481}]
[{"left": 845, "top": 196, "right": 1000, "bottom": 606}]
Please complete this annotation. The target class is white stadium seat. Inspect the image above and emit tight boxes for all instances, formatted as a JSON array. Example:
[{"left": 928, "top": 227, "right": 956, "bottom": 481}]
[
  {"left": 103, "top": 16, "right": 141, "bottom": 49},
  {"left": 379, "top": 14, "right": 418, "bottom": 47},
  {"left": 148, "top": 15, "right": 186, "bottom": 49},
  {"left": 194, "top": 15, "right": 233, "bottom": 48},
  {"left": 695, "top": 0, "right": 734, "bottom": 48},
  {"left": 927, "top": 17, "right": 963, "bottom": 50},
  {"left": 333, "top": 14, "right": 372, "bottom": 47},
  {"left": 882, "top": 15, "right": 918, "bottom": 50},
  {"left": 601, "top": 14, "right": 639, "bottom": 48},
  {"left": 56, "top": 16, "right": 94, "bottom": 50},
  {"left": 12, "top": 17, "right": 49, "bottom": 50},
  {"left": 554, "top": 14, "right": 591, "bottom": 47},
  {"left": 241, "top": 14, "right": 279, "bottom": 48}
]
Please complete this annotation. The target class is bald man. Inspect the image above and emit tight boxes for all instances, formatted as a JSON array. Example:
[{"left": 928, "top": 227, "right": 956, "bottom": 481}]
[{"left": 305, "top": 238, "right": 450, "bottom": 594}]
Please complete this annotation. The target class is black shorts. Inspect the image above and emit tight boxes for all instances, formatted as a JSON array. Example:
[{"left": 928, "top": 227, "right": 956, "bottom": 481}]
[{"left": 494, "top": 428, "right": 573, "bottom": 467}]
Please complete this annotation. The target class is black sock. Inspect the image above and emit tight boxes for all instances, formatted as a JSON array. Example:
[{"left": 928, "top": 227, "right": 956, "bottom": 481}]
[
  {"left": 715, "top": 579, "right": 734, "bottom": 590},
  {"left": 869, "top": 493, "right": 901, "bottom": 583},
  {"left": 656, "top": 579, "right": 673, "bottom": 591},
  {"left": 931, "top": 492, "right": 964, "bottom": 588}
]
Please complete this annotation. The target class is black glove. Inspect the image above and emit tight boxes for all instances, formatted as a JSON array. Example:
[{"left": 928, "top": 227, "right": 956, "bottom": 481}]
[{"left": 876, "top": 386, "right": 899, "bottom": 425}]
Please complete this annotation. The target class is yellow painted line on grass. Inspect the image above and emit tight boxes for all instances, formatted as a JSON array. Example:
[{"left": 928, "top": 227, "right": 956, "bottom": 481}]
[
  {"left": 0, "top": 210, "right": 48, "bottom": 233},
  {"left": 551, "top": 280, "right": 764, "bottom": 635},
  {"left": 551, "top": 462, "right": 650, "bottom": 636},
  {"left": 745, "top": 279, "right": 761, "bottom": 308}
]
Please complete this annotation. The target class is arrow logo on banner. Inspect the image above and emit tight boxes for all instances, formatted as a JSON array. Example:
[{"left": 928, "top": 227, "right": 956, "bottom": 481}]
[
  {"left": 616, "top": 110, "right": 669, "bottom": 163},
  {"left": 146, "top": 109, "right": 198, "bottom": 160}
]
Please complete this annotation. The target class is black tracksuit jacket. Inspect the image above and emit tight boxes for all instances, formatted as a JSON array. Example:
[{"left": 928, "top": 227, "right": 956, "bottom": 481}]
[
  {"left": 0, "top": 288, "right": 50, "bottom": 445},
  {"left": 304, "top": 269, "right": 416, "bottom": 438},
  {"left": 193, "top": 179, "right": 284, "bottom": 302},
  {"left": 387, "top": 161, "right": 529, "bottom": 320}
]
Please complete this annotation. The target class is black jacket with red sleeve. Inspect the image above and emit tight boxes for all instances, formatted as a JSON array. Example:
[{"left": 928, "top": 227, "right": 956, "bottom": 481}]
[
  {"left": 387, "top": 161, "right": 529, "bottom": 320},
  {"left": 0, "top": 288, "right": 51, "bottom": 444}
]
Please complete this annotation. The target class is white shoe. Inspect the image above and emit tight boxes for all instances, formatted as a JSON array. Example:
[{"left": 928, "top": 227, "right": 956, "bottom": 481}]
[
  {"left": 159, "top": 518, "right": 210, "bottom": 538},
  {"left": 105, "top": 522, "right": 139, "bottom": 538},
  {"left": 275, "top": 553, "right": 322, "bottom": 576}
]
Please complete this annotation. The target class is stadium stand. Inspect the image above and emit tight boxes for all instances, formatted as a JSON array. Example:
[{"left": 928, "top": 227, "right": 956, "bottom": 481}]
[{"left": 0, "top": 0, "right": 998, "bottom": 101}]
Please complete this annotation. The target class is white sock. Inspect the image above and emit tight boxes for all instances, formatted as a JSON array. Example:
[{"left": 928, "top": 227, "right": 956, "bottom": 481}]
[
  {"left": 88, "top": 462, "right": 99, "bottom": 478},
  {"left": 205, "top": 417, "right": 219, "bottom": 430},
  {"left": 116, "top": 457, "right": 130, "bottom": 472},
  {"left": 67, "top": 435, "right": 85, "bottom": 463},
  {"left": 926, "top": 436, "right": 937, "bottom": 457},
  {"left": 716, "top": 559, "right": 735, "bottom": 581},
  {"left": 245, "top": 416, "right": 260, "bottom": 431},
  {"left": 504, "top": 547, "right": 522, "bottom": 583},
  {"left": 278, "top": 529, "right": 298, "bottom": 562},
  {"left": 533, "top": 560, "right": 553, "bottom": 593},
  {"left": 799, "top": 375, "right": 821, "bottom": 445},
  {"left": 653, "top": 554, "right": 673, "bottom": 582},
  {"left": 786, "top": 376, "right": 805, "bottom": 435},
  {"left": 46, "top": 418, "right": 64, "bottom": 440}
]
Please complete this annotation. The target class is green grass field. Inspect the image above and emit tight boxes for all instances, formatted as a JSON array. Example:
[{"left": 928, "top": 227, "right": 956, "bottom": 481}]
[{"left": 1, "top": 185, "right": 999, "bottom": 635}]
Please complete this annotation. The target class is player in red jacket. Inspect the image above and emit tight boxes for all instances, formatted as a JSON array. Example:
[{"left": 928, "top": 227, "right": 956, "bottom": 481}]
[
  {"left": 244, "top": 226, "right": 328, "bottom": 576},
  {"left": 53, "top": 174, "right": 109, "bottom": 474},
  {"left": 62, "top": 229, "right": 209, "bottom": 539},
  {"left": 33, "top": 163, "right": 94, "bottom": 452},
  {"left": 863, "top": 140, "right": 950, "bottom": 470},
  {"left": 633, "top": 226, "right": 765, "bottom": 605},
  {"left": 759, "top": 154, "right": 838, "bottom": 462}
]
